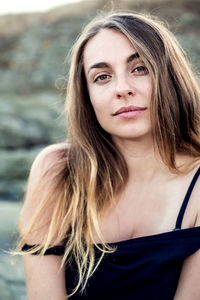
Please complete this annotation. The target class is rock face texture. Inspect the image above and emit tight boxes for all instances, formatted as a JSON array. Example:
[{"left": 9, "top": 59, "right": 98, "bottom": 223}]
[{"left": 0, "top": 0, "right": 199, "bottom": 298}]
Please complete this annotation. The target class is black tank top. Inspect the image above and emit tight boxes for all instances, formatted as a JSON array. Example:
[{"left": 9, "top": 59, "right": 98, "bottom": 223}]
[{"left": 23, "top": 167, "right": 200, "bottom": 300}]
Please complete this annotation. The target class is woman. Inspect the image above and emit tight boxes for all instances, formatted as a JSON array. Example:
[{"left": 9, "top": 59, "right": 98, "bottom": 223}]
[{"left": 17, "top": 11, "right": 200, "bottom": 299}]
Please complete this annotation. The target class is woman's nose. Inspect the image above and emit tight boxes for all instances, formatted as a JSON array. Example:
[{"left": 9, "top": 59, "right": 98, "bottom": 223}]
[{"left": 115, "top": 76, "right": 135, "bottom": 99}]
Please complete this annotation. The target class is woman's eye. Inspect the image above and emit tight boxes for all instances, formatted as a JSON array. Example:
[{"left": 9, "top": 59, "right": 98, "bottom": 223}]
[
  {"left": 94, "top": 74, "right": 110, "bottom": 83},
  {"left": 132, "top": 66, "right": 149, "bottom": 75}
]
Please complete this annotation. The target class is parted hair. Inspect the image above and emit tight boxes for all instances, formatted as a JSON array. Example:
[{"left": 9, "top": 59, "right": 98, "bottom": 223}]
[{"left": 17, "top": 11, "right": 200, "bottom": 297}]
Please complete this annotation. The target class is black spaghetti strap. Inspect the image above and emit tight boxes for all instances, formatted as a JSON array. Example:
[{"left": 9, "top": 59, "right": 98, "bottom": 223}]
[
  {"left": 22, "top": 244, "right": 65, "bottom": 256},
  {"left": 175, "top": 166, "right": 200, "bottom": 230}
]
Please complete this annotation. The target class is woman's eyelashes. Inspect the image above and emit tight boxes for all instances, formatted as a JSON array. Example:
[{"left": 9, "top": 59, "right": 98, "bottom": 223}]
[
  {"left": 93, "top": 73, "right": 111, "bottom": 83},
  {"left": 92, "top": 64, "right": 149, "bottom": 84},
  {"left": 131, "top": 65, "right": 149, "bottom": 75}
]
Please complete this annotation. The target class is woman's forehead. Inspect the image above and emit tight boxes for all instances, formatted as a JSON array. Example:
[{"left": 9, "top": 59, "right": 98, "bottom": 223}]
[{"left": 83, "top": 28, "right": 137, "bottom": 70}]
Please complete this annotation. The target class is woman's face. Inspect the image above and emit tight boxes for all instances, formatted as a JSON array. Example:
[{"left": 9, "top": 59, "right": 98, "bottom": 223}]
[{"left": 83, "top": 29, "right": 153, "bottom": 142}]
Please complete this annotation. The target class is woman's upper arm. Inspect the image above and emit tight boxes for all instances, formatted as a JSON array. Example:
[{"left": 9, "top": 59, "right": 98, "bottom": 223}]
[
  {"left": 23, "top": 254, "right": 67, "bottom": 300},
  {"left": 174, "top": 212, "right": 200, "bottom": 300},
  {"left": 173, "top": 249, "right": 200, "bottom": 300}
]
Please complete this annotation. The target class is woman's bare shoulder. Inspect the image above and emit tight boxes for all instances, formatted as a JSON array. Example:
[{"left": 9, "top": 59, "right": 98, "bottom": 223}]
[
  {"left": 31, "top": 143, "right": 69, "bottom": 172},
  {"left": 19, "top": 143, "right": 70, "bottom": 240},
  {"left": 26, "top": 142, "right": 70, "bottom": 201}
]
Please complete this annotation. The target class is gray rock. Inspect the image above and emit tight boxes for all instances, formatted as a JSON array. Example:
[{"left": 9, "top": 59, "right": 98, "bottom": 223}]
[
  {"left": 0, "top": 149, "right": 38, "bottom": 180},
  {"left": 176, "top": 33, "right": 200, "bottom": 72},
  {"left": 0, "top": 93, "right": 66, "bottom": 149},
  {"left": 0, "top": 277, "right": 14, "bottom": 300},
  {"left": 0, "top": 201, "right": 26, "bottom": 300},
  {"left": 0, "top": 16, "right": 86, "bottom": 93},
  {"left": 9, "top": 282, "right": 26, "bottom": 300},
  {"left": 0, "top": 254, "right": 25, "bottom": 283},
  {"left": 0, "top": 201, "right": 22, "bottom": 249},
  {"left": 0, "top": 147, "right": 41, "bottom": 201},
  {"left": 0, "top": 254, "right": 26, "bottom": 300},
  {"left": 0, "top": 92, "right": 66, "bottom": 201},
  {"left": 0, "top": 180, "right": 26, "bottom": 202}
]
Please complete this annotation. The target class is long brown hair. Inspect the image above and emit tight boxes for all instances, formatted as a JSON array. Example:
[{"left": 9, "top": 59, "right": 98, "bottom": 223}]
[{"left": 17, "top": 11, "right": 200, "bottom": 296}]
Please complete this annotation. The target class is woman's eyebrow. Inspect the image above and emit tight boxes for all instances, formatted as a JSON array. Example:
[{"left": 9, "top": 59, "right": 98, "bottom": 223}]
[
  {"left": 87, "top": 62, "right": 110, "bottom": 74},
  {"left": 127, "top": 52, "right": 140, "bottom": 63},
  {"left": 87, "top": 52, "right": 140, "bottom": 74}
]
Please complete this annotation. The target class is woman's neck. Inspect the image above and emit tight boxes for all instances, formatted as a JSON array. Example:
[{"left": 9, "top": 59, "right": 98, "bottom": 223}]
[
  {"left": 113, "top": 136, "right": 168, "bottom": 181},
  {"left": 113, "top": 136, "right": 197, "bottom": 184}
]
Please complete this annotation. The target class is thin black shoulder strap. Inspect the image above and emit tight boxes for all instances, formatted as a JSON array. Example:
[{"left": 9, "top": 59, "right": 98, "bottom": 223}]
[
  {"left": 22, "top": 244, "right": 65, "bottom": 256},
  {"left": 175, "top": 166, "right": 200, "bottom": 230}
]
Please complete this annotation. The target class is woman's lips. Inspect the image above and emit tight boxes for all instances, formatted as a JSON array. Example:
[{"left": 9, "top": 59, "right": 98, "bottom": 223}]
[{"left": 113, "top": 106, "right": 147, "bottom": 119}]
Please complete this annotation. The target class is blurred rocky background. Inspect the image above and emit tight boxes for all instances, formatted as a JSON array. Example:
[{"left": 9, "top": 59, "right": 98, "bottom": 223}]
[{"left": 0, "top": 0, "right": 199, "bottom": 299}]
